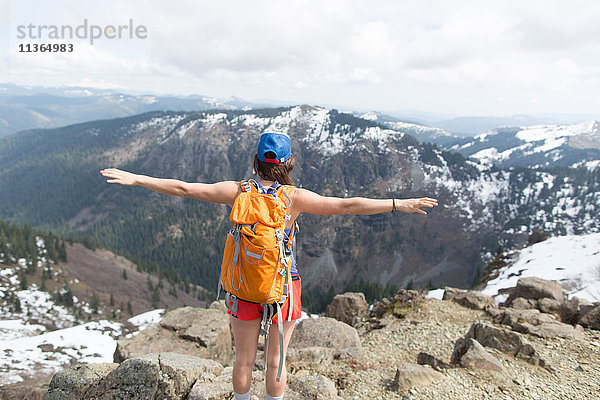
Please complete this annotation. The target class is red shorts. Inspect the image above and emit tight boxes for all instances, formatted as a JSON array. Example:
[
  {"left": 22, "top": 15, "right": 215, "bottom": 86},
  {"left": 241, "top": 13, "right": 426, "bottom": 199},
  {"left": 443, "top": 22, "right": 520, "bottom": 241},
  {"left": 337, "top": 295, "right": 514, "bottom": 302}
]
[{"left": 227, "top": 276, "right": 302, "bottom": 323}]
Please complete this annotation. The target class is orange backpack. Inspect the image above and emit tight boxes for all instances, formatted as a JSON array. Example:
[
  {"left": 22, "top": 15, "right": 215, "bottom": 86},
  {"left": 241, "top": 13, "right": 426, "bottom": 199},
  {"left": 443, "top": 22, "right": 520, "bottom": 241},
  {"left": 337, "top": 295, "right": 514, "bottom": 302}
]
[{"left": 218, "top": 179, "right": 296, "bottom": 382}]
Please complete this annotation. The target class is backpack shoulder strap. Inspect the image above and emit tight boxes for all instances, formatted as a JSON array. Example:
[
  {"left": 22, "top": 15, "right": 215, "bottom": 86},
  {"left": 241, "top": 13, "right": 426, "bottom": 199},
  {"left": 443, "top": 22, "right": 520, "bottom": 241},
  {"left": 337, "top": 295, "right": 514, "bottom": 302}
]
[{"left": 240, "top": 179, "right": 259, "bottom": 193}]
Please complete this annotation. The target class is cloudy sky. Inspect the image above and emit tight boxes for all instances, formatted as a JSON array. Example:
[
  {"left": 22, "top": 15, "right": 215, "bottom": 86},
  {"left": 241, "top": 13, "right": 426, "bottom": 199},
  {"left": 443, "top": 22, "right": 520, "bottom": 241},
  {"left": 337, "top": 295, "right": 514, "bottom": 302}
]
[{"left": 2, "top": 0, "right": 600, "bottom": 117}]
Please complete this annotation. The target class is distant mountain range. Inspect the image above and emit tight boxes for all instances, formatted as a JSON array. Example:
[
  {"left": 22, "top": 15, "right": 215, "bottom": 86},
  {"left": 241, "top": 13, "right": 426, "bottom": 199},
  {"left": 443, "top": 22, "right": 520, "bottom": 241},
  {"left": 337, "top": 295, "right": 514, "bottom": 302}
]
[
  {"left": 0, "top": 83, "right": 265, "bottom": 137},
  {"left": 0, "top": 105, "right": 598, "bottom": 294}
]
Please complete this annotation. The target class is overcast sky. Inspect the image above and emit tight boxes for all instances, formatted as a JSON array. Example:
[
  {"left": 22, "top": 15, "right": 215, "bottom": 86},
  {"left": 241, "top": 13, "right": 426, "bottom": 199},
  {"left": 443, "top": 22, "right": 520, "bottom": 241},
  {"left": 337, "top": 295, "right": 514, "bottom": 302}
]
[{"left": 2, "top": 0, "right": 600, "bottom": 117}]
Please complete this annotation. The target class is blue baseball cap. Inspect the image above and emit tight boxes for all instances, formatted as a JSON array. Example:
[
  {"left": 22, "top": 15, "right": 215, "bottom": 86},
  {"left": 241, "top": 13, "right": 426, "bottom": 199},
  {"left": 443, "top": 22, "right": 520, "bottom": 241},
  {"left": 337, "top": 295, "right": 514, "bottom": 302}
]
[{"left": 257, "top": 132, "right": 292, "bottom": 164}]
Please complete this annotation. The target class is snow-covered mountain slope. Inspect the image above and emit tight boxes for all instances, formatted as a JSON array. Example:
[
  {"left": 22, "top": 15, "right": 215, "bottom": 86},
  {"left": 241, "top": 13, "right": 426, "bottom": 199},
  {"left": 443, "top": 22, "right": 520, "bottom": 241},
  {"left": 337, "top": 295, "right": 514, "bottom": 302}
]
[
  {"left": 357, "top": 110, "right": 459, "bottom": 146},
  {"left": 447, "top": 121, "right": 600, "bottom": 168},
  {"left": 482, "top": 233, "right": 600, "bottom": 303}
]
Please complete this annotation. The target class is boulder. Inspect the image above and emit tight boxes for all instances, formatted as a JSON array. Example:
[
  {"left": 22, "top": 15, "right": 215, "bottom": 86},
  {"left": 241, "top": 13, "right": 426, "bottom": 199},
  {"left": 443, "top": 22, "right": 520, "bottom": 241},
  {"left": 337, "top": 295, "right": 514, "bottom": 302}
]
[
  {"left": 290, "top": 317, "right": 362, "bottom": 360},
  {"left": 324, "top": 292, "right": 368, "bottom": 327},
  {"left": 288, "top": 374, "right": 343, "bottom": 400},
  {"left": 559, "top": 297, "right": 596, "bottom": 324},
  {"left": 115, "top": 307, "right": 233, "bottom": 365},
  {"left": 442, "top": 287, "right": 464, "bottom": 301},
  {"left": 509, "top": 297, "right": 538, "bottom": 310},
  {"left": 537, "top": 298, "right": 562, "bottom": 315},
  {"left": 580, "top": 305, "right": 600, "bottom": 330},
  {"left": 372, "top": 290, "right": 424, "bottom": 319},
  {"left": 114, "top": 324, "right": 201, "bottom": 362},
  {"left": 520, "top": 322, "right": 584, "bottom": 340},
  {"left": 391, "top": 363, "right": 444, "bottom": 393},
  {"left": 286, "top": 346, "right": 334, "bottom": 369},
  {"left": 45, "top": 363, "right": 118, "bottom": 400},
  {"left": 452, "top": 291, "right": 496, "bottom": 311},
  {"left": 451, "top": 338, "right": 505, "bottom": 372},
  {"left": 464, "top": 323, "right": 547, "bottom": 368},
  {"left": 506, "top": 277, "right": 565, "bottom": 305}
]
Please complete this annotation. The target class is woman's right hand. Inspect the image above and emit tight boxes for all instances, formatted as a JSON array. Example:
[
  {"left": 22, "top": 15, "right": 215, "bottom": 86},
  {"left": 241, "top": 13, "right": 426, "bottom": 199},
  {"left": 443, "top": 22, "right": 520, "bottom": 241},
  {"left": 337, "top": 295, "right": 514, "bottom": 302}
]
[{"left": 100, "top": 168, "right": 138, "bottom": 186}]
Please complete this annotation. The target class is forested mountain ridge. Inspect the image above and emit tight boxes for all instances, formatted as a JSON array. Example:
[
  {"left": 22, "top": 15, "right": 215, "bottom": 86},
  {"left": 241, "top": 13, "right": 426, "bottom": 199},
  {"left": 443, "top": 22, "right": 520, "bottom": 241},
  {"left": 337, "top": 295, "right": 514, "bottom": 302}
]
[{"left": 0, "top": 105, "right": 598, "bottom": 295}]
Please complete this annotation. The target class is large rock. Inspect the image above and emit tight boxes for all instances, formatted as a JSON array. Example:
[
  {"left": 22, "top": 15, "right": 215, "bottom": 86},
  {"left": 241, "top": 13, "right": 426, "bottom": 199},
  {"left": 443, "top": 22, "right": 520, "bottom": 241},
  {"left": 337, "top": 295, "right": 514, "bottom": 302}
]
[
  {"left": 452, "top": 291, "right": 496, "bottom": 311},
  {"left": 492, "top": 308, "right": 583, "bottom": 339},
  {"left": 372, "top": 290, "right": 424, "bottom": 319},
  {"left": 391, "top": 363, "right": 444, "bottom": 392},
  {"left": 451, "top": 338, "right": 505, "bottom": 372},
  {"left": 45, "top": 363, "right": 118, "bottom": 400},
  {"left": 324, "top": 292, "right": 368, "bottom": 327},
  {"left": 559, "top": 297, "right": 596, "bottom": 324},
  {"left": 289, "top": 317, "right": 361, "bottom": 358},
  {"left": 464, "top": 323, "right": 547, "bottom": 368},
  {"left": 442, "top": 287, "right": 464, "bottom": 301},
  {"left": 288, "top": 374, "right": 343, "bottom": 400},
  {"left": 505, "top": 277, "right": 565, "bottom": 305},
  {"left": 580, "top": 305, "right": 600, "bottom": 330},
  {"left": 537, "top": 298, "right": 562, "bottom": 315},
  {"left": 115, "top": 307, "right": 233, "bottom": 365},
  {"left": 509, "top": 297, "right": 538, "bottom": 310},
  {"left": 87, "top": 353, "right": 223, "bottom": 399}
]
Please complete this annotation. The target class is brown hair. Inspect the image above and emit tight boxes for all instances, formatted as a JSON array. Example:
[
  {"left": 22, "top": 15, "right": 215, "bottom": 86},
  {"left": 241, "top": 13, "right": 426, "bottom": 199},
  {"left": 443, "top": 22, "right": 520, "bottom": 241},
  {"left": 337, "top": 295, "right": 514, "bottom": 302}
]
[{"left": 253, "top": 153, "right": 295, "bottom": 185}]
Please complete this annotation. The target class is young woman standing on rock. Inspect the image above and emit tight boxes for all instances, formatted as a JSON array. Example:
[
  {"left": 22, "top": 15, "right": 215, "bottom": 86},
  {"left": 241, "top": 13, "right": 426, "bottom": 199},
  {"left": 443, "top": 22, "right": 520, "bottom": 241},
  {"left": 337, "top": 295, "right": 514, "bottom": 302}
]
[{"left": 100, "top": 131, "right": 438, "bottom": 400}]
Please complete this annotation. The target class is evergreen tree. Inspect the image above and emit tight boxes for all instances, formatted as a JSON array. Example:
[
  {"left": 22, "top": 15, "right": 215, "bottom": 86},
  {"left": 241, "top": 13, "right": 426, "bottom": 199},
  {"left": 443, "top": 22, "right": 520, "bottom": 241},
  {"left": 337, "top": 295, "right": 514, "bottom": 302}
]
[
  {"left": 58, "top": 241, "right": 67, "bottom": 262},
  {"left": 64, "top": 287, "right": 74, "bottom": 307},
  {"left": 147, "top": 275, "right": 153, "bottom": 291},
  {"left": 122, "top": 269, "right": 128, "bottom": 280},
  {"left": 109, "top": 293, "right": 114, "bottom": 306},
  {"left": 15, "top": 296, "right": 22, "bottom": 312},
  {"left": 152, "top": 287, "right": 160, "bottom": 308},
  {"left": 406, "top": 279, "right": 414, "bottom": 290},
  {"left": 19, "top": 271, "right": 28, "bottom": 290},
  {"left": 90, "top": 292, "right": 100, "bottom": 313},
  {"left": 127, "top": 300, "right": 133, "bottom": 316}
]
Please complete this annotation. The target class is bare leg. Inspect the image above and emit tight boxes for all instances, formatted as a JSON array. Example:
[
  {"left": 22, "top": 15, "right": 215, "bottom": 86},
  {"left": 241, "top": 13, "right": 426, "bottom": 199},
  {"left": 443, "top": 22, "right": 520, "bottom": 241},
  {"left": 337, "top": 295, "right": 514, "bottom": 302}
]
[
  {"left": 265, "top": 320, "right": 297, "bottom": 397},
  {"left": 230, "top": 316, "right": 262, "bottom": 395}
]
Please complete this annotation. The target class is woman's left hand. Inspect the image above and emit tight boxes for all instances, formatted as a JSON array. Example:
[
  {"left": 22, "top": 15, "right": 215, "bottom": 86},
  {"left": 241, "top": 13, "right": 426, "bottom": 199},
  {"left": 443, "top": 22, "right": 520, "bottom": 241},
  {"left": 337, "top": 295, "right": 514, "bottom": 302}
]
[{"left": 397, "top": 197, "right": 438, "bottom": 214}]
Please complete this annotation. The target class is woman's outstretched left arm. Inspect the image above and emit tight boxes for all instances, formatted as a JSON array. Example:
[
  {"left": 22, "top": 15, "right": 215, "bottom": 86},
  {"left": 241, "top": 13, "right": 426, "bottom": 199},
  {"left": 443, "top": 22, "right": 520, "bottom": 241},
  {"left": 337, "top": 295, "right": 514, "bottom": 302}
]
[
  {"left": 100, "top": 168, "right": 240, "bottom": 206},
  {"left": 292, "top": 187, "right": 438, "bottom": 216}
]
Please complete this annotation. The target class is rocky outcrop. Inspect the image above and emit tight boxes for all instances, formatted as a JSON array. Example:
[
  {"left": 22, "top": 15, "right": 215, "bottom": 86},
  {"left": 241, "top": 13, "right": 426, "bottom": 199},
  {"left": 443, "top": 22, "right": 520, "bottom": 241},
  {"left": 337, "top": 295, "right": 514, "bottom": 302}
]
[
  {"left": 489, "top": 306, "right": 584, "bottom": 340},
  {"left": 462, "top": 322, "right": 548, "bottom": 368},
  {"left": 114, "top": 307, "right": 233, "bottom": 365},
  {"left": 324, "top": 292, "right": 368, "bottom": 327},
  {"left": 45, "top": 353, "right": 222, "bottom": 400}
]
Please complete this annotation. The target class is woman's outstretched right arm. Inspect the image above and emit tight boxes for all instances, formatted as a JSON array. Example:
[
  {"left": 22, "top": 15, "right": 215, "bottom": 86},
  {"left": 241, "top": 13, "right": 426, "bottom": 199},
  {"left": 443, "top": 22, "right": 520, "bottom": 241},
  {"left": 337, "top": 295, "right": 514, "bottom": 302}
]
[{"left": 100, "top": 168, "right": 240, "bottom": 206}]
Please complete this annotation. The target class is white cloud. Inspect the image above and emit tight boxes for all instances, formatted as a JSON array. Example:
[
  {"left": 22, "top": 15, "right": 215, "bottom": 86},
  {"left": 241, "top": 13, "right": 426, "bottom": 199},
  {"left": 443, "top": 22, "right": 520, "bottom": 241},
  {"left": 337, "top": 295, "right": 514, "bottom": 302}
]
[{"left": 2, "top": 0, "right": 600, "bottom": 115}]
